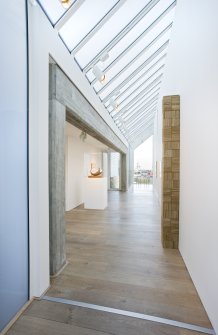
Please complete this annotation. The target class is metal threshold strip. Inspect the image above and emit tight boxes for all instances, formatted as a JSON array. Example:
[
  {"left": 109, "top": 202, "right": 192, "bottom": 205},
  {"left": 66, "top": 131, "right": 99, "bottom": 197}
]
[{"left": 42, "top": 296, "right": 215, "bottom": 335}]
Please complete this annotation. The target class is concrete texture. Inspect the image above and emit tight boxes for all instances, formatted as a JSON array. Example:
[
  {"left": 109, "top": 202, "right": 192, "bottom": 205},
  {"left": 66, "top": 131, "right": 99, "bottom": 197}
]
[
  {"left": 49, "top": 64, "right": 130, "bottom": 275},
  {"left": 49, "top": 99, "right": 66, "bottom": 276},
  {"left": 49, "top": 64, "right": 128, "bottom": 155}
]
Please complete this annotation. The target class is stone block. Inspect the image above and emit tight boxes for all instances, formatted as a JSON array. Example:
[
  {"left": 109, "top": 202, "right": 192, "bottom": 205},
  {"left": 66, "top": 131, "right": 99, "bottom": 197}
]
[{"left": 162, "top": 95, "right": 180, "bottom": 250}]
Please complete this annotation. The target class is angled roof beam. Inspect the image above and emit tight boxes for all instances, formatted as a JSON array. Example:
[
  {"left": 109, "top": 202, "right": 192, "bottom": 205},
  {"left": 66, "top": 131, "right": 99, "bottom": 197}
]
[
  {"left": 103, "top": 54, "right": 165, "bottom": 105},
  {"left": 55, "top": 0, "right": 86, "bottom": 30},
  {"left": 116, "top": 103, "right": 156, "bottom": 128},
  {"left": 71, "top": 0, "right": 127, "bottom": 54},
  {"left": 117, "top": 97, "right": 158, "bottom": 126},
  {"left": 125, "top": 108, "right": 156, "bottom": 130},
  {"left": 116, "top": 93, "right": 158, "bottom": 126},
  {"left": 83, "top": 0, "right": 161, "bottom": 72},
  {"left": 121, "top": 112, "right": 155, "bottom": 137},
  {"left": 99, "top": 41, "right": 168, "bottom": 102},
  {"left": 122, "top": 88, "right": 160, "bottom": 120},
  {"left": 131, "top": 126, "right": 153, "bottom": 147},
  {"left": 113, "top": 82, "right": 160, "bottom": 116},
  {"left": 102, "top": 47, "right": 167, "bottom": 105},
  {"left": 126, "top": 114, "right": 155, "bottom": 137},
  {"left": 111, "top": 75, "right": 162, "bottom": 118},
  {"left": 91, "top": 19, "right": 173, "bottom": 86},
  {"left": 128, "top": 118, "right": 154, "bottom": 138},
  {"left": 110, "top": 57, "right": 164, "bottom": 103},
  {"left": 116, "top": 65, "right": 164, "bottom": 106},
  {"left": 127, "top": 123, "right": 154, "bottom": 144},
  {"left": 128, "top": 112, "right": 155, "bottom": 132},
  {"left": 122, "top": 103, "right": 157, "bottom": 127},
  {"left": 96, "top": 39, "right": 169, "bottom": 95}
]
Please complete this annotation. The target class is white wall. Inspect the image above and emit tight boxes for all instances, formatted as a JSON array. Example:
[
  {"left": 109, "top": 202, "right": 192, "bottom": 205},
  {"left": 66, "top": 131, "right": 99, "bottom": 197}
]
[
  {"left": 65, "top": 123, "right": 107, "bottom": 210},
  {"left": 28, "top": 2, "right": 128, "bottom": 298},
  {"left": 153, "top": 0, "right": 218, "bottom": 332},
  {"left": 0, "top": 1, "right": 29, "bottom": 329}
]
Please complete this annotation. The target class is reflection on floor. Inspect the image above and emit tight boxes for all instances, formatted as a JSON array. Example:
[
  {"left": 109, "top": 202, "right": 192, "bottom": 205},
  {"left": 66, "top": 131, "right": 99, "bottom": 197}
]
[{"left": 7, "top": 186, "right": 212, "bottom": 334}]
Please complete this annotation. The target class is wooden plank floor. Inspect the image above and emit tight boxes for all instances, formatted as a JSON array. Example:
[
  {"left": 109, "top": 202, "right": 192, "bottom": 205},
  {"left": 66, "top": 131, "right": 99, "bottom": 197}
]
[{"left": 7, "top": 185, "right": 212, "bottom": 334}]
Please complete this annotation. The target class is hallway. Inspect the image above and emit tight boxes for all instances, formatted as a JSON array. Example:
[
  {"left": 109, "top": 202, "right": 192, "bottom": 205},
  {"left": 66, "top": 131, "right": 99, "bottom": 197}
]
[{"left": 7, "top": 187, "right": 213, "bottom": 334}]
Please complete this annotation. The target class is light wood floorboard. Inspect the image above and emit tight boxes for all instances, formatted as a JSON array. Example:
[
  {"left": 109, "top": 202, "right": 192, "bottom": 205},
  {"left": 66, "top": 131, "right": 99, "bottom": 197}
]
[
  {"left": 7, "top": 186, "right": 212, "bottom": 334},
  {"left": 7, "top": 300, "right": 210, "bottom": 335}
]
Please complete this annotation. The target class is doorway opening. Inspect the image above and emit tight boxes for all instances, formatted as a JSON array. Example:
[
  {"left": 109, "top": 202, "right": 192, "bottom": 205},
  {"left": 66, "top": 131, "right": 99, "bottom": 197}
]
[
  {"left": 134, "top": 136, "right": 153, "bottom": 191},
  {"left": 108, "top": 152, "right": 121, "bottom": 190}
]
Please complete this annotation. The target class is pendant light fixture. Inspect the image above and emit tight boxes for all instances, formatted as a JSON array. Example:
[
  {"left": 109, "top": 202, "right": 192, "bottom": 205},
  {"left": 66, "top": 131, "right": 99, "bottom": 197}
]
[
  {"left": 92, "top": 53, "right": 109, "bottom": 84},
  {"left": 60, "top": 0, "right": 72, "bottom": 9},
  {"left": 92, "top": 65, "right": 106, "bottom": 84}
]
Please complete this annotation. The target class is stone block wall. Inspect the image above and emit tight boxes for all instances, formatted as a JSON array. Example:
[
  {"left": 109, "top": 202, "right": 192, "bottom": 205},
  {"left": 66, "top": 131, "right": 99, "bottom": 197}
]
[{"left": 162, "top": 95, "right": 180, "bottom": 248}]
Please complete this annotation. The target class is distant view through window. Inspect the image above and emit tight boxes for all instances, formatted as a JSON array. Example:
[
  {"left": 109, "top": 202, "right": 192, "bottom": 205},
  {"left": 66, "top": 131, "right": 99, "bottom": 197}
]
[{"left": 134, "top": 136, "right": 153, "bottom": 185}]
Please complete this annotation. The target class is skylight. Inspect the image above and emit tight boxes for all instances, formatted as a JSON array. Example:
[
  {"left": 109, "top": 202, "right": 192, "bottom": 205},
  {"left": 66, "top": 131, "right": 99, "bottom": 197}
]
[{"left": 37, "top": 0, "right": 177, "bottom": 144}]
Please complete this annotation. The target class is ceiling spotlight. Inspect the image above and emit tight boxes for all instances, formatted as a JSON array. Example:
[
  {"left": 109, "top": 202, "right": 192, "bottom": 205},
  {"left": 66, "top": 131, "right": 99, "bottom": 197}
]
[
  {"left": 79, "top": 131, "right": 87, "bottom": 142},
  {"left": 92, "top": 65, "right": 106, "bottom": 83},
  {"left": 100, "top": 52, "right": 109, "bottom": 63},
  {"left": 109, "top": 97, "right": 119, "bottom": 110},
  {"left": 60, "top": 0, "right": 73, "bottom": 9}
]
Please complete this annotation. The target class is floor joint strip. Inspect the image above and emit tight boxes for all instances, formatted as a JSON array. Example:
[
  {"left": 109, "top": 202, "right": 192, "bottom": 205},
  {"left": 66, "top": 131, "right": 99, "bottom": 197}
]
[{"left": 42, "top": 295, "right": 215, "bottom": 335}]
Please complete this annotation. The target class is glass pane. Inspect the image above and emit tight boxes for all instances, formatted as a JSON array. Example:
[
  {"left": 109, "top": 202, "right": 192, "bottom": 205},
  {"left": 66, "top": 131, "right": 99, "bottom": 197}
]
[
  {"left": 124, "top": 90, "right": 160, "bottom": 120},
  {"left": 59, "top": 0, "right": 119, "bottom": 51},
  {"left": 38, "top": 0, "right": 73, "bottom": 24},
  {"left": 94, "top": 33, "right": 169, "bottom": 94},
  {"left": 0, "top": 1, "right": 28, "bottom": 331},
  {"left": 103, "top": 53, "right": 165, "bottom": 106},
  {"left": 117, "top": 64, "right": 163, "bottom": 105},
  {"left": 100, "top": 4, "right": 175, "bottom": 72},
  {"left": 104, "top": 58, "right": 165, "bottom": 107},
  {"left": 110, "top": 75, "right": 161, "bottom": 117},
  {"left": 125, "top": 103, "right": 157, "bottom": 126},
  {"left": 110, "top": 68, "right": 163, "bottom": 115},
  {"left": 75, "top": 0, "right": 150, "bottom": 67},
  {"left": 99, "top": 49, "right": 166, "bottom": 103},
  {"left": 117, "top": 99, "right": 157, "bottom": 126}
]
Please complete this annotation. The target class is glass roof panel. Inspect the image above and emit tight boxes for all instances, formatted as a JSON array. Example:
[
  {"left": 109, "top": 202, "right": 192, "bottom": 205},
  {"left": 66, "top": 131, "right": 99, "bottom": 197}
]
[
  {"left": 99, "top": 4, "right": 175, "bottom": 72},
  {"left": 102, "top": 53, "right": 165, "bottom": 105},
  {"left": 111, "top": 93, "right": 158, "bottom": 118},
  {"left": 110, "top": 76, "right": 162, "bottom": 117},
  {"left": 93, "top": 37, "right": 169, "bottom": 97},
  {"left": 117, "top": 65, "right": 163, "bottom": 105},
  {"left": 38, "top": 0, "right": 75, "bottom": 24},
  {"left": 117, "top": 103, "right": 157, "bottom": 127},
  {"left": 98, "top": 34, "right": 169, "bottom": 91},
  {"left": 103, "top": 51, "right": 165, "bottom": 105},
  {"left": 59, "top": 0, "right": 119, "bottom": 51},
  {"left": 123, "top": 90, "right": 160, "bottom": 119},
  {"left": 74, "top": 0, "right": 151, "bottom": 68},
  {"left": 91, "top": 22, "right": 172, "bottom": 89},
  {"left": 37, "top": 0, "right": 177, "bottom": 140}
]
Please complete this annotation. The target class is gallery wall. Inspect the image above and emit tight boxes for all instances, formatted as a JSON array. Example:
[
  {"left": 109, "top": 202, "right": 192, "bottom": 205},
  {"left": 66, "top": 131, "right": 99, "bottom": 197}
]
[
  {"left": 153, "top": 0, "right": 218, "bottom": 331},
  {"left": 65, "top": 123, "right": 108, "bottom": 210}
]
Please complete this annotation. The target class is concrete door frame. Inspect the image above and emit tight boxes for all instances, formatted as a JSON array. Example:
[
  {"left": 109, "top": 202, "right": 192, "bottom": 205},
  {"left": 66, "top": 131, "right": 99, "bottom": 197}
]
[{"left": 49, "top": 64, "right": 129, "bottom": 276}]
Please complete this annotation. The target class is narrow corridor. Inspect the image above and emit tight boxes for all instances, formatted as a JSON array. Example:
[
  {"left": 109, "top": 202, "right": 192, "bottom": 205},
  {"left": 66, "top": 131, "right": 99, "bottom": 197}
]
[{"left": 8, "top": 187, "right": 213, "bottom": 335}]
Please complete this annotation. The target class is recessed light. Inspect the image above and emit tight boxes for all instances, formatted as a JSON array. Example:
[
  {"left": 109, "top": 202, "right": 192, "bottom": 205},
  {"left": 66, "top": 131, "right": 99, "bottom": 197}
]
[{"left": 60, "top": 0, "right": 72, "bottom": 9}]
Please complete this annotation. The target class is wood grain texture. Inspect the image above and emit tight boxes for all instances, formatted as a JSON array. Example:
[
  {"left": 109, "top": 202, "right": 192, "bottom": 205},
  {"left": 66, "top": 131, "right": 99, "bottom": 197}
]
[
  {"left": 8, "top": 300, "right": 210, "bottom": 335},
  {"left": 7, "top": 186, "right": 212, "bottom": 334}
]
